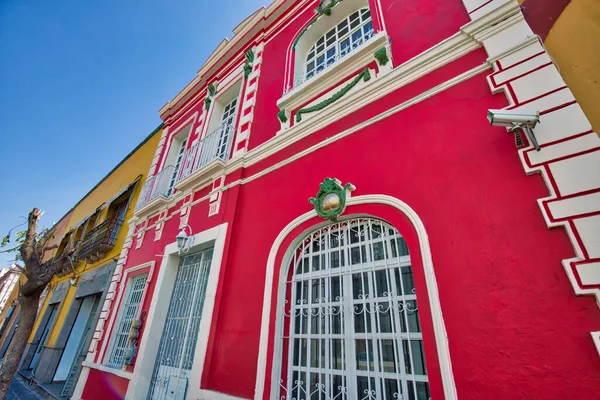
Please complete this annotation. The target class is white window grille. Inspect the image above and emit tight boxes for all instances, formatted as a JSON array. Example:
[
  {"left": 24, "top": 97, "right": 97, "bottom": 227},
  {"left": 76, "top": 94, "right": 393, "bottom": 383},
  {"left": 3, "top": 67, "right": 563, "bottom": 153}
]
[
  {"left": 278, "top": 218, "right": 430, "bottom": 400},
  {"left": 216, "top": 98, "right": 237, "bottom": 159},
  {"left": 106, "top": 273, "right": 147, "bottom": 368},
  {"left": 300, "top": 8, "right": 374, "bottom": 87}
]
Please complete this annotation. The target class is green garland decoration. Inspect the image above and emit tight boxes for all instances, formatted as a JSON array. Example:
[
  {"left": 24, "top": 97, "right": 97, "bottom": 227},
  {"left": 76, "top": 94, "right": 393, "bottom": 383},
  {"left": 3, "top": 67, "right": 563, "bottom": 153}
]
[
  {"left": 205, "top": 82, "right": 218, "bottom": 110},
  {"left": 208, "top": 82, "right": 217, "bottom": 97},
  {"left": 277, "top": 109, "right": 288, "bottom": 124},
  {"left": 243, "top": 49, "right": 255, "bottom": 79},
  {"left": 292, "top": 0, "right": 343, "bottom": 51},
  {"left": 295, "top": 68, "right": 370, "bottom": 123},
  {"left": 374, "top": 47, "right": 389, "bottom": 66}
]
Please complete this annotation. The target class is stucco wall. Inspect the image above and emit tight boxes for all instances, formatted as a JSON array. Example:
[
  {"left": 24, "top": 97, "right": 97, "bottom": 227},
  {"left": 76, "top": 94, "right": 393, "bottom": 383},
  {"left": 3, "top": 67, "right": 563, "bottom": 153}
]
[{"left": 545, "top": 0, "right": 600, "bottom": 133}]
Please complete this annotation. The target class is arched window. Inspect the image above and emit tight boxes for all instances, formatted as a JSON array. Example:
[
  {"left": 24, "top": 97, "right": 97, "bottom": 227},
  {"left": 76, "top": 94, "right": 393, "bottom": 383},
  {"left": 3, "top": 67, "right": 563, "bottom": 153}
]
[
  {"left": 279, "top": 218, "right": 431, "bottom": 400},
  {"left": 304, "top": 8, "right": 374, "bottom": 83}
]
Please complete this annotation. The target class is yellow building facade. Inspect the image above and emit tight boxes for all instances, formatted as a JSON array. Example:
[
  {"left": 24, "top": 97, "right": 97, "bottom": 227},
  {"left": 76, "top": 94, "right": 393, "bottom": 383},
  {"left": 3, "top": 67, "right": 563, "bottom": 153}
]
[{"left": 18, "top": 125, "right": 162, "bottom": 398}]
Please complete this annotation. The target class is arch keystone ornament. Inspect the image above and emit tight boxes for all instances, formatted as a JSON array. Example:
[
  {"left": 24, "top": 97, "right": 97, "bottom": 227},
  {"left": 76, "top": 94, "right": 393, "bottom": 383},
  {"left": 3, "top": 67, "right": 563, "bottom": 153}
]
[{"left": 308, "top": 177, "right": 355, "bottom": 221}]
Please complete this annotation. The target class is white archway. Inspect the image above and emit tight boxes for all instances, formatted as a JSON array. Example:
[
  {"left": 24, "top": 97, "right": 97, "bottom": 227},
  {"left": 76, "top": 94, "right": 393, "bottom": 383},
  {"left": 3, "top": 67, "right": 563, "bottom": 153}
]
[{"left": 254, "top": 195, "right": 457, "bottom": 400}]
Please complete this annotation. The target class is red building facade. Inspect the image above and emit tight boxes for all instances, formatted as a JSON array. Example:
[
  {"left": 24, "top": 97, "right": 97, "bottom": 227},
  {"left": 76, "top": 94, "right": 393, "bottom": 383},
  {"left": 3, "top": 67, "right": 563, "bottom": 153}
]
[{"left": 74, "top": 0, "right": 600, "bottom": 399}]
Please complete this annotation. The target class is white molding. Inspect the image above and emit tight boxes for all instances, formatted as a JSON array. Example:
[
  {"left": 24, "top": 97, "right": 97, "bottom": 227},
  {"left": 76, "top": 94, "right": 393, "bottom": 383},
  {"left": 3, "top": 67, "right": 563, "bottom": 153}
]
[
  {"left": 81, "top": 360, "right": 134, "bottom": 380},
  {"left": 254, "top": 195, "right": 456, "bottom": 400},
  {"left": 126, "top": 223, "right": 229, "bottom": 400},
  {"left": 71, "top": 365, "right": 89, "bottom": 400},
  {"left": 197, "top": 389, "right": 249, "bottom": 400}
]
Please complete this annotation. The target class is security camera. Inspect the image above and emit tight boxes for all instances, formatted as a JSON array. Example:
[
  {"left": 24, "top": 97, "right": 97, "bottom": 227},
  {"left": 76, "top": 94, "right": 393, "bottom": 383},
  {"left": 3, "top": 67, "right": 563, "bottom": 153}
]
[
  {"left": 487, "top": 109, "right": 540, "bottom": 128},
  {"left": 487, "top": 109, "right": 541, "bottom": 151}
]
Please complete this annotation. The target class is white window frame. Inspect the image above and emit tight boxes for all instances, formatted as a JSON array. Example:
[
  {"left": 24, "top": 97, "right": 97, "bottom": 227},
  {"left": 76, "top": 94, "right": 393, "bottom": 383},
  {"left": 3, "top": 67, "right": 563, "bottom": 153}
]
[
  {"left": 302, "top": 8, "right": 374, "bottom": 87},
  {"left": 105, "top": 272, "right": 148, "bottom": 369}
]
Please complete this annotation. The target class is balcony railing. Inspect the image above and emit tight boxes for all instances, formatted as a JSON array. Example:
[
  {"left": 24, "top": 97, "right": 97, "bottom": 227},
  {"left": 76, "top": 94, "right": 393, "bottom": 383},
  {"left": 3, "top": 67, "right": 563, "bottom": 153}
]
[
  {"left": 175, "top": 122, "right": 234, "bottom": 184},
  {"left": 136, "top": 165, "right": 175, "bottom": 210},
  {"left": 78, "top": 217, "right": 123, "bottom": 260}
]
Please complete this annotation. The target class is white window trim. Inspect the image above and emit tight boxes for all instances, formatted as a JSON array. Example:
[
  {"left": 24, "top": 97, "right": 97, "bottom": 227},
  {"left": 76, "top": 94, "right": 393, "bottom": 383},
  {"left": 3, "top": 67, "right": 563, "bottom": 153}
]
[
  {"left": 126, "top": 223, "right": 229, "bottom": 400},
  {"left": 98, "top": 261, "right": 156, "bottom": 365},
  {"left": 254, "top": 195, "right": 457, "bottom": 400},
  {"left": 302, "top": 8, "right": 374, "bottom": 88},
  {"left": 278, "top": 32, "right": 389, "bottom": 114},
  {"left": 104, "top": 272, "right": 149, "bottom": 369}
]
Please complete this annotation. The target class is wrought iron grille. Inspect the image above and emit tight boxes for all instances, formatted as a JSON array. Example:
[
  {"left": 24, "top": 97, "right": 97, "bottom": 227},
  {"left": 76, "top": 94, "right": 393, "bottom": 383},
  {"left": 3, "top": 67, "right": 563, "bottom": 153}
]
[
  {"left": 175, "top": 122, "right": 235, "bottom": 185},
  {"left": 279, "top": 218, "right": 430, "bottom": 400},
  {"left": 136, "top": 165, "right": 176, "bottom": 210},
  {"left": 77, "top": 217, "right": 123, "bottom": 259},
  {"left": 107, "top": 273, "right": 148, "bottom": 368},
  {"left": 148, "top": 248, "right": 213, "bottom": 400}
]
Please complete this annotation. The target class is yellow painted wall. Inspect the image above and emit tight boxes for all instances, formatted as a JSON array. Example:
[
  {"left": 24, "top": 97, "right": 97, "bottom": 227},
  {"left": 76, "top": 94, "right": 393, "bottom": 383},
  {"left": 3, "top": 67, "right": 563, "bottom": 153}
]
[
  {"left": 545, "top": 0, "right": 600, "bottom": 133},
  {"left": 30, "top": 127, "right": 162, "bottom": 346}
]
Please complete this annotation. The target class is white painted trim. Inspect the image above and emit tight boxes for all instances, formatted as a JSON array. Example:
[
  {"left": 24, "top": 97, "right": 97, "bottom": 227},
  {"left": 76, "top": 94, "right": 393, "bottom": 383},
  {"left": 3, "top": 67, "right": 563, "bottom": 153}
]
[
  {"left": 254, "top": 195, "right": 456, "bottom": 400},
  {"left": 126, "top": 223, "right": 229, "bottom": 400},
  {"left": 197, "top": 389, "right": 249, "bottom": 400},
  {"left": 159, "top": 114, "right": 198, "bottom": 173},
  {"left": 81, "top": 360, "right": 134, "bottom": 380},
  {"left": 70, "top": 365, "right": 89, "bottom": 400}
]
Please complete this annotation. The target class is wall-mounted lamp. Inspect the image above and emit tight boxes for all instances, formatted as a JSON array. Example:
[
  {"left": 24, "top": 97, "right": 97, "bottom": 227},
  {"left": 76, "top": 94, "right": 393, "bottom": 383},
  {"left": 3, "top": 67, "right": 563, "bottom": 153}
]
[
  {"left": 176, "top": 225, "right": 194, "bottom": 254},
  {"left": 487, "top": 109, "right": 541, "bottom": 151}
]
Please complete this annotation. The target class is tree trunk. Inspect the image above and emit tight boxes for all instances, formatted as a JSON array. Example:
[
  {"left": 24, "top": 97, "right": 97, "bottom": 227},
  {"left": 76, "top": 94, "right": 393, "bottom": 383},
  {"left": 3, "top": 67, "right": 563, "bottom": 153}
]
[{"left": 0, "top": 288, "right": 43, "bottom": 399}]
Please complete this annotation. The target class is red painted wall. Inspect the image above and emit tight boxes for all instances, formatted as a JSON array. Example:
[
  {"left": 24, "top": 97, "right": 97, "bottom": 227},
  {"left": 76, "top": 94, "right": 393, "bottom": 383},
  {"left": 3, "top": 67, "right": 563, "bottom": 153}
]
[
  {"left": 199, "top": 71, "right": 600, "bottom": 399},
  {"left": 83, "top": 0, "right": 600, "bottom": 399},
  {"left": 82, "top": 368, "right": 129, "bottom": 400}
]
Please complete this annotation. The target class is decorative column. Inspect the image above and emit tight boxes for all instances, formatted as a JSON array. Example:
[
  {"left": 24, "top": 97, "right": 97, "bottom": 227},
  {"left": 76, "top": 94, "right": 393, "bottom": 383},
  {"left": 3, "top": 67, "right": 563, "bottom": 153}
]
[{"left": 232, "top": 42, "right": 265, "bottom": 158}]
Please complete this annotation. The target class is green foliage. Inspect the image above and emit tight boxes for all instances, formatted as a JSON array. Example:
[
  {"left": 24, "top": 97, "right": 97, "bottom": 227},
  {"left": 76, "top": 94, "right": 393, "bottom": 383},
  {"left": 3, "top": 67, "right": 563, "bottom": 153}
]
[{"left": 296, "top": 68, "right": 370, "bottom": 122}]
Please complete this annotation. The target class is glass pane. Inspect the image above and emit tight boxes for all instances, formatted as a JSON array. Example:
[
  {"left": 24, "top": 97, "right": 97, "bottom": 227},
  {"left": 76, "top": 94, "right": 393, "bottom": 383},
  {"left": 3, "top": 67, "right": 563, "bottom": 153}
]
[
  {"left": 331, "top": 339, "right": 344, "bottom": 369},
  {"left": 380, "top": 339, "right": 397, "bottom": 373},
  {"left": 355, "top": 339, "right": 375, "bottom": 371}
]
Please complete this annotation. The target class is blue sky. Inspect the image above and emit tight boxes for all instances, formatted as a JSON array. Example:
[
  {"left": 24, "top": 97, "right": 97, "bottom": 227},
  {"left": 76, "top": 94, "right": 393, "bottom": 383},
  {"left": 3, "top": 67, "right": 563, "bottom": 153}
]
[{"left": 0, "top": 0, "right": 271, "bottom": 266}]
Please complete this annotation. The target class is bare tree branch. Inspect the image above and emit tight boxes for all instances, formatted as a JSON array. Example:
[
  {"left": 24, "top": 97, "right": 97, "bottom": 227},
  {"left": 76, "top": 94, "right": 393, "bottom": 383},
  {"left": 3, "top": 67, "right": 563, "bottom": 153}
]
[{"left": 0, "top": 246, "right": 21, "bottom": 254}]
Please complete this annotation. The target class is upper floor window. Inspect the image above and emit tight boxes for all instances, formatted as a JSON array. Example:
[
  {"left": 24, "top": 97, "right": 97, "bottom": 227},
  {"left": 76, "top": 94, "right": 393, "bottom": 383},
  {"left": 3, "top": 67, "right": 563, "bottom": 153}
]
[{"left": 304, "top": 8, "right": 373, "bottom": 83}]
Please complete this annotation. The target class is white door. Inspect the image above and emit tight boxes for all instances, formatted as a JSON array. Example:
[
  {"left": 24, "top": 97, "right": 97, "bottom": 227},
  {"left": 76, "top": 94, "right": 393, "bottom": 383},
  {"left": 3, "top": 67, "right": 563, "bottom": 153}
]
[
  {"left": 148, "top": 248, "right": 213, "bottom": 400},
  {"left": 53, "top": 295, "right": 99, "bottom": 382}
]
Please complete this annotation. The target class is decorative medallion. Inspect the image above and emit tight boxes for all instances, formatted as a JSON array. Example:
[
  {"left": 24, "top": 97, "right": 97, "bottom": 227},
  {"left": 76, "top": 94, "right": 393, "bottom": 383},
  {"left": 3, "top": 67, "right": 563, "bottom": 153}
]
[{"left": 309, "top": 178, "right": 356, "bottom": 221}]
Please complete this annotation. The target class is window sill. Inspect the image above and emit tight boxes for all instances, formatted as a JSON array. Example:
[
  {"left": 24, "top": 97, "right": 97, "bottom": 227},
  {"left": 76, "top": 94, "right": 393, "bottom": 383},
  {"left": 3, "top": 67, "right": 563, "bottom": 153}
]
[
  {"left": 277, "top": 32, "right": 389, "bottom": 113},
  {"left": 81, "top": 360, "right": 133, "bottom": 380},
  {"left": 134, "top": 195, "right": 170, "bottom": 219},
  {"left": 173, "top": 158, "right": 226, "bottom": 194}
]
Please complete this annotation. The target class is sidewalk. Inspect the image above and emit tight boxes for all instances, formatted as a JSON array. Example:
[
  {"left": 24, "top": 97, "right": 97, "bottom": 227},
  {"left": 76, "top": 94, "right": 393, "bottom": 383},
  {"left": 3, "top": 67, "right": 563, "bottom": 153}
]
[{"left": 5, "top": 375, "right": 47, "bottom": 400}]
